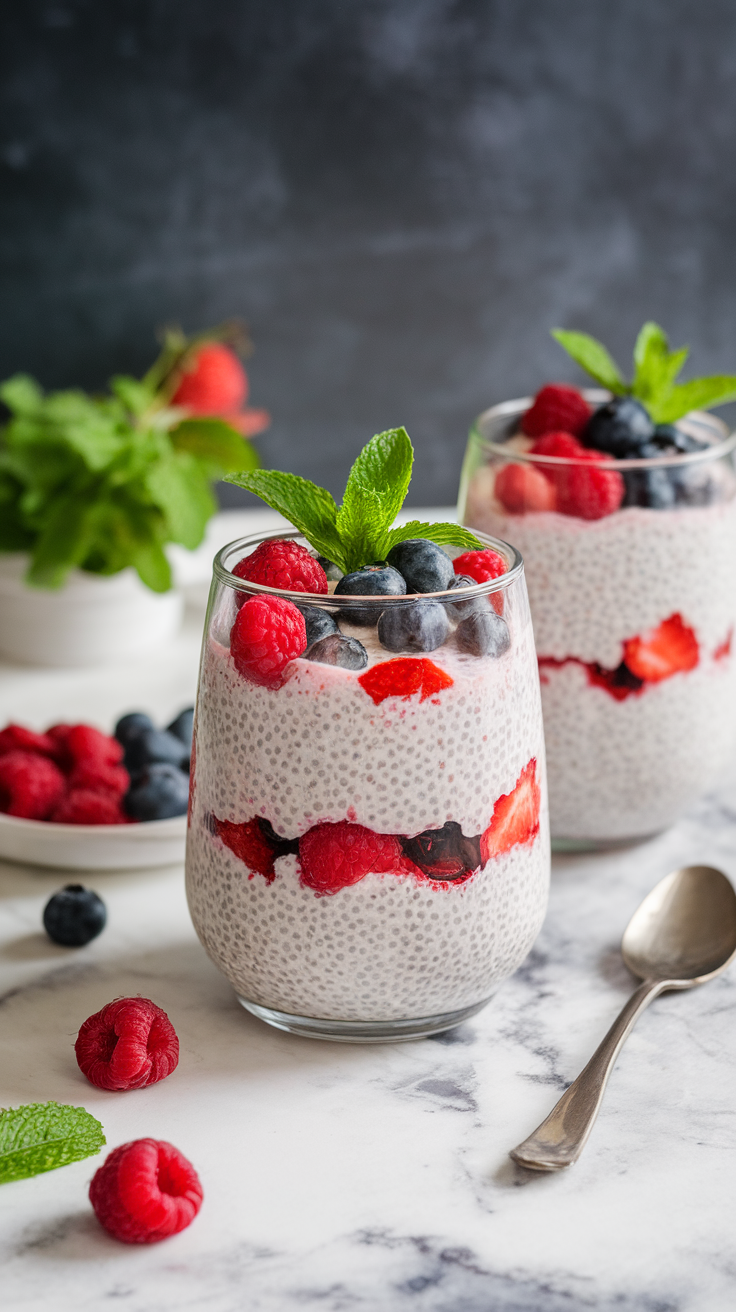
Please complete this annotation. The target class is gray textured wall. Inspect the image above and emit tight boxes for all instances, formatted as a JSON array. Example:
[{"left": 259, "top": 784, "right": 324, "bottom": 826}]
[{"left": 2, "top": 0, "right": 736, "bottom": 507}]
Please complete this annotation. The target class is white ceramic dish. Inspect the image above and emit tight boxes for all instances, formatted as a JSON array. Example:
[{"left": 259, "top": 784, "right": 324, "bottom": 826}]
[{"left": 0, "top": 811, "right": 187, "bottom": 871}]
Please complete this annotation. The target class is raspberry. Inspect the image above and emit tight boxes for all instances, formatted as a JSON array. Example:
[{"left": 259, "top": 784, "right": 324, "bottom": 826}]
[
  {"left": 171, "top": 342, "right": 247, "bottom": 415},
  {"left": 89, "top": 1139, "right": 202, "bottom": 1244},
  {"left": 299, "top": 820, "right": 408, "bottom": 896},
  {"left": 48, "top": 723, "right": 123, "bottom": 770},
  {"left": 68, "top": 760, "right": 130, "bottom": 798},
  {"left": 358, "top": 657, "right": 454, "bottom": 705},
  {"left": 213, "top": 816, "right": 279, "bottom": 882},
  {"left": 452, "top": 549, "right": 507, "bottom": 583},
  {"left": 230, "top": 595, "right": 307, "bottom": 688},
  {"left": 51, "top": 790, "right": 129, "bottom": 825},
  {"left": 75, "top": 997, "right": 179, "bottom": 1091},
  {"left": 0, "top": 751, "right": 66, "bottom": 819},
  {"left": 0, "top": 724, "right": 57, "bottom": 758},
  {"left": 495, "top": 462, "right": 557, "bottom": 514},
  {"left": 531, "top": 432, "right": 624, "bottom": 520},
  {"left": 521, "top": 384, "right": 591, "bottom": 438},
  {"left": 233, "top": 539, "right": 328, "bottom": 594}
]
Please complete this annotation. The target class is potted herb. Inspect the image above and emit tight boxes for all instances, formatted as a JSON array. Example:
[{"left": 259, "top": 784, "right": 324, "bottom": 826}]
[{"left": 0, "top": 324, "right": 269, "bottom": 666}]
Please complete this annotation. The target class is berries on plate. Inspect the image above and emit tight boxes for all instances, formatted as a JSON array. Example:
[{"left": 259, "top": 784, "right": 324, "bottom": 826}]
[
  {"left": 305, "top": 633, "right": 368, "bottom": 669},
  {"left": 531, "top": 432, "right": 624, "bottom": 520},
  {"left": 75, "top": 997, "right": 179, "bottom": 1091},
  {"left": 385, "top": 539, "right": 454, "bottom": 593},
  {"left": 334, "top": 564, "right": 407, "bottom": 625},
  {"left": 358, "top": 657, "right": 454, "bottom": 704},
  {"left": 233, "top": 539, "right": 328, "bottom": 594},
  {"left": 377, "top": 599, "right": 450, "bottom": 653},
  {"left": 68, "top": 758, "right": 129, "bottom": 799},
  {"left": 0, "top": 724, "right": 57, "bottom": 758},
  {"left": 623, "top": 613, "right": 699, "bottom": 683},
  {"left": 123, "top": 727, "right": 189, "bottom": 774},
  {"left": 521, "top": 384, "right": 591, "bottom": 439},
  {"left": 52, "top": 790, "right": 129, "bottom": 825},
  {"left": 298, "top": 604, "right": 338, "bottom": 647},
  {"left": 167, "top": 707, "right": 194, "bottom": 753},
  {"left": 43, "top": 884, "right": 107, "bottom": 946},
  {"left": 0, "top": 751, "right": 66, "bottom": 820},
  {"left": 452, "top": 548, "right": 507, "bottom": 584},
  {"left": 230, "top": 594, "right": 307, "bottom": 687},
  {"left": 583, "top": 396, "right": 655, "bottom": 458},
  {"left": 456, "top": 609, "right": 510, "bottom": 658},
  {"left": 495, "top": 461, "right": 557, "bottom": 514},
  {"left": 299, "top": 820, "right": 408, "bottom": 895},
  {"left": 124, "top": 763, "right": 190, "bottom": 821},
  {"left": 114, "top": 712, "right": 154, "bottom": 747},
  {"left": 480, "top": 759, "right": 541, "bottom": 862},
  {"left": 89, "top": 1138, "right": 203, "bottom": 1244}
]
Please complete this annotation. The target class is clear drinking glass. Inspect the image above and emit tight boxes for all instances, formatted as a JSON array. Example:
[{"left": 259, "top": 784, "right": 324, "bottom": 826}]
[
  {"left": 458, "top": 391, "right": 736, "bottom": 847},
  {"left": 185, "top": 528, "right": 550, "bottom": 1041}
]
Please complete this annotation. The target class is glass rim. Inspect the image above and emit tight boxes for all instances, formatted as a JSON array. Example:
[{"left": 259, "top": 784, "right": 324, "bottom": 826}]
[
  {"left": 213, "top": 526, "right": 524, "bottom": 605},
  {"left": 470, "top": 390, "right": 736, "bottom": 470}
]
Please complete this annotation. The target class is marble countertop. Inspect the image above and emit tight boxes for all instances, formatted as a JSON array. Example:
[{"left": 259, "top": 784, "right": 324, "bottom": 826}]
[{"left": 2, "top": 516, "right": 736, "bottom": 1312}]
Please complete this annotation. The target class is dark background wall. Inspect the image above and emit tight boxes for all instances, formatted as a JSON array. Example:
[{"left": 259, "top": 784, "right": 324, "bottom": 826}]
[{"left": 2, "top": 0, "right": 736, "bottom": 507}]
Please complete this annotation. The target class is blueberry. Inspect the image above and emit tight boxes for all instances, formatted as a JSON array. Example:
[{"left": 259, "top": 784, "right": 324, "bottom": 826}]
[
  {"left": 584, "top": 397, "right": 655, "bottom": 457},
  {"left": 298, "top": 605, "right": 339, "bottom": 647},
  {"left": 672, "top": 462, "right": 724, "bottom": 507},
  {"left": 316, "top": 555, "right": 344, "bottom": 582},
  {"left": 258, "top": 817, "right": 300, "bottom": 858},
  {"left": 651, "top": 424, "right": 706, "bottom": 455},
  {"left": 621, "top": 442, "right": 677, "bottom": 510},
  {"left": 334, "top": 564, "right": 406, "bottom": 625},
  {"left": 443, "top": 574, "right": 486, "bottom": 619},
  {"left": 401, "top": 822, "right": 481, "bottom": 880},
  {"left": 455, "top": 609, "right": 510, "bottom": 658},
  {"left": 305, "top": 633, "right": 368, "bottom": 669},
  {"left": 114, "top": 712, "right": 154, "bottom": 746},
  {"left": 377, "top": 600, "right": 450, "bottom": 652},
  {"left": 123, "top": 727, "right": 189, "bottom": 774},
  {"left": 386, "top": 539, "right": 454, "bottom": 593},
  {"left": 167, "top": 707, "right": 194, "bottom": 752},
  {"left": 124, "top": 763, "right": 190, "bottom": 821},
  {"left": 43, "top": 884, "right": 106, "bottom": 947}
]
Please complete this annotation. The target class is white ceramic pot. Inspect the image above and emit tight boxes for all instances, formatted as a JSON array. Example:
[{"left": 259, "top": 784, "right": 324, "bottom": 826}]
[{"left": 0, "top": 556, "right": 184, "bottom": 668}]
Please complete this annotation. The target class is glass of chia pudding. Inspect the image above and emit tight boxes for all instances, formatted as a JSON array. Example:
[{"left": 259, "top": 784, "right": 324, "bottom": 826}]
[
  {"left": 458, "top": 323, "right": 736, "bottom": 847},
  {"left": 185, "top": 427, "right": 549, "bottom": 1041}
]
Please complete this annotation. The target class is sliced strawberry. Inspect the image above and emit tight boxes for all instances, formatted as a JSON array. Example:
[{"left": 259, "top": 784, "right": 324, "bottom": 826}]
[
  {"left": 480, "top": 759, "right": 541, "bottom": 862},
  {"left": 213, "top": 816, "right": 279, "bottom": 882},
  {"left": 623, "top": 613, "right": 699, "bottom": 683},
  {"left": 495, "top": 462, "right": 557, "bottom": 514},
  {"left": 358, "top": 658, "right": 453, "bottom": 705}
]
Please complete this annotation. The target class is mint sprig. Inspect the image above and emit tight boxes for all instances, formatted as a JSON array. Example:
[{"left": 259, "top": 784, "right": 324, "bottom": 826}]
[
  {"left": 0, "top": 1102, "right": 105, "bottom": 1184},
  {"left": 551, "top": 322, "right": 736, "bottom": 424},
  {"left": 225, "top": 427, "right": 482, "bottom": 574}
]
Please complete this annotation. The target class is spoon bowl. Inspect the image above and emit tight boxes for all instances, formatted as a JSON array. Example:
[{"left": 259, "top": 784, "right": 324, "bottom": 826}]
[{"left": 623, "top": 864, "right": 736, "bottom": 985}]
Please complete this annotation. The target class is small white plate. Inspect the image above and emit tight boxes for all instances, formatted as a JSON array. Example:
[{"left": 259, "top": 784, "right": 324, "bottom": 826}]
[{"left": 0, "top": 811, "right": 187, "bottom": 871}]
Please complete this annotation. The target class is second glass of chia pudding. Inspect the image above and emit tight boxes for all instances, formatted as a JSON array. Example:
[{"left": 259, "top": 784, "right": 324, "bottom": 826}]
[
  {"left": 185, "top": 428, "right": 550, "bottom": 1041},
  {"left": 458, "top": 323, "right": 736, "bottom": 848}
]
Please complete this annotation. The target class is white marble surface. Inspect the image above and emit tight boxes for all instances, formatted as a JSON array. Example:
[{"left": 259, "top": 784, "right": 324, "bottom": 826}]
[{"left": 2, "top": 515, "right": 736, "bottom": 1311}]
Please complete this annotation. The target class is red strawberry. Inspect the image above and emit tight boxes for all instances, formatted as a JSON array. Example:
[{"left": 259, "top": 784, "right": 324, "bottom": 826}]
[
  {"left": 299, "top": 820, "right": 407, "bottom": 896},
  {"left": 623, "top": 613, "right": 699, "bottom": 683},
  {"left": 213, "top": 816, "right": 279, "bottom": 882},
  {"left": 452, "top": 548, "right": 507, "bottom": 583},
  {"left": 358, "top": 657, "right": 454, "bottom": 705},
  {"left": 521, "top": 384, "right": 591, "bottom": 438},
  {"left": 480, "top": 759, "right": 541, "bottom": 862},
  {"left": 171, "top": 343, "right": 247, "bottom": 415},
  {"left": 495, "top": 462, "right": 557, "bottom": 514},
  {"left": 531, "top": 432, "right": 624, "bottom": 520},
  {"left": 233, "top": 539, "right": 328, "bottom": 594},
  {"left": 230, "top": 595, "right": 307, "bottom": 688}
]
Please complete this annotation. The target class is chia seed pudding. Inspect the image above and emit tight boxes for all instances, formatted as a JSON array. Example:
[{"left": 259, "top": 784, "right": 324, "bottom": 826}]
[{"left": 185, "top": 530, "right": 550, "bottom": 1040}]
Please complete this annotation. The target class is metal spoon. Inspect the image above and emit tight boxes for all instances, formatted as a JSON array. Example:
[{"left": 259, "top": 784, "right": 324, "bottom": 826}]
[{"left": 510, "top": 865, "right": 736, "bottom": 1172}]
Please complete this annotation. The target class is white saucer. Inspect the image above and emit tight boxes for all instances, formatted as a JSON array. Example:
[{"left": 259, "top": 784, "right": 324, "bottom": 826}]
[{"left": 0, "top": 811, "right": 187, "bottom": 871}]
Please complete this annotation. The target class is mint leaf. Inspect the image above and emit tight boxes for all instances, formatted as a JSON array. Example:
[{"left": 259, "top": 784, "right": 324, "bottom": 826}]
[
  {"left": 26, "top": 489, "right": 98, "bottom": 589},
  {"left": 132, "top": 538, "right": 172, "bottom": 592},
  {"left": 551, "top": 329, "right": 628, "bottom": 393},
  {"left": 336, "top": 428, "right": 414, "bottom": 572},
  {"left": 224, "top": 469, "right": 345, "bottom": 567},
  {"left": 170, "top": 419, "right": 259, "bottom": 473},
  {"left": 110, "top": 375, "right": 156, "bottom": 417},
  {"left": 0, "top": 1102, "right": 105, "bottom": 1184},
  {"left": 385, "top": 521, "right": 483, "bottom": 556},
  {"left": 631, "top": 323, "right": 689, "bottom": 411},
  {"left": 0, "top": 374, "right": 43, "bottom": 415},
  {"left": 652, "top": 376, "right": 736, "bottom": 424}
]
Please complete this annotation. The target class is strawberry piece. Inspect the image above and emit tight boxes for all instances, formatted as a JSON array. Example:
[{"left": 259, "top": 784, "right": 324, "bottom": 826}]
[
  {"left": 230, "top": 595, "right": 307, "bottom": 688},
  {"left": 480, "top": 759, "right": 541, "bottom": 862},
  {"left": 452, "top": 548, "right": 507, "bottom": 583},
  {"left": 714, "top": 629, "right": 733, "bottom": 662},
  {"left": 75, "top": 997, "right": 180, "bottom": 1091},
  {"left": 299, "top": 820, "right": 408, "bottom": 896},
  {"left": 521, "top": 384, "right": 591, "bottom": 438},
  {"left": 358, "top": 657, "right": 454, "bottom": 705},
  {"left": 214, "top": 816, "right": 279, "bottom": 882},
  {"left": 233, "top": 539, "right": 328, "bottom": 594},
  {"left": 171, "top": 342, "right": 247, "bottom": 415},
  {"left": 623, "top": 613, "right": 699, "bottom": 683},
  {"left": 0, "top": 751, "right": 66, "bottom": 819},
  {"left": 0, "top": 724, "right": 57, "bottom": 759},
  {"left": 531, "top": 432, "right": 624, "bottom": 520},
  {"left": 495, "top": 462, "right": 557, "bottom": 514},
  {"left": 89, "top": 1139, "right": 203, "bottom": 1244}
]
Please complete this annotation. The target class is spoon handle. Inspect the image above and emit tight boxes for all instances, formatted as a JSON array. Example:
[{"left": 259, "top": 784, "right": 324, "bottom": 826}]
[{"left": 510, "top": 979, "right": 666, "bottom": 1171}]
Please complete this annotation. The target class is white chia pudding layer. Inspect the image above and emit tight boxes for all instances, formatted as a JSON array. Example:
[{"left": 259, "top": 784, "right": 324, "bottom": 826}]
[
  {"left": 465, "top": 489, "right": 736, "bottom": 840},
  {"left": 185, "top": 600, "right": 550, "bottom": 1020}
]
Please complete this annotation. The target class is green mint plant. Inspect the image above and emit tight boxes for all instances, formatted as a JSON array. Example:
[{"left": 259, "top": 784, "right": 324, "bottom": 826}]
[
  {"left": 0, "top": 370, "right": 257, "bottom": 592},
  {"left": 225, "top": 426, "right": 482, "bottom": 573},
  {"left": 0, "top": 1102, "right": 105, "bottom": 1184},
  {"left": 552, "top": 322, "right": 736, "bottom": 424}
]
